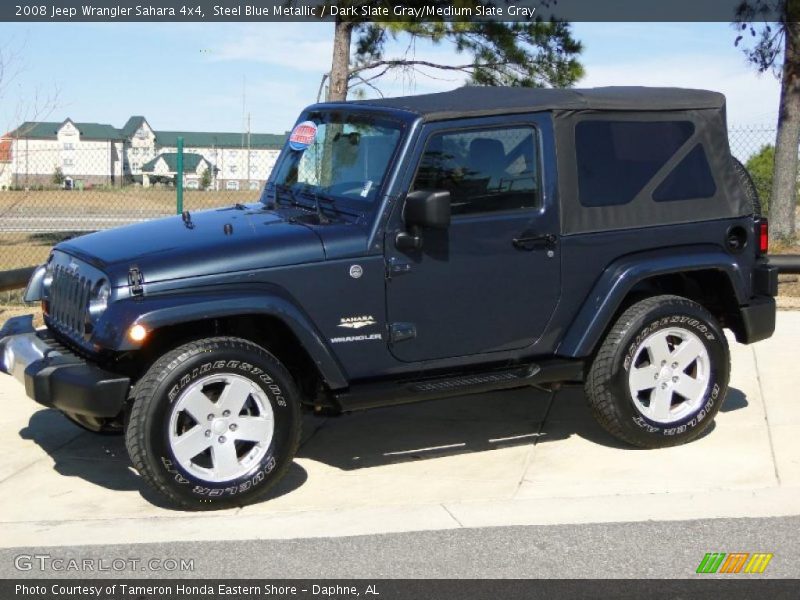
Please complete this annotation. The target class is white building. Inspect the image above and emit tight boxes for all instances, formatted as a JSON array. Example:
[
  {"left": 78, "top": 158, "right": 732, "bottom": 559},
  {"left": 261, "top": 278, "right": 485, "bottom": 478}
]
[{"left": 1, "top": 116, "right": 286, "bottom": 190}]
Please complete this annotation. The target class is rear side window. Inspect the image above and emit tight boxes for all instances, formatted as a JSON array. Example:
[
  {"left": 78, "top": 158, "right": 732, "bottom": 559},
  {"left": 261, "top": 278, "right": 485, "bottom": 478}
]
[
  {"left": 575, "top": 121, "right": 695, "bottom": 207},
  {"left": 653, "top": 144, "right": 716, "bottom": 202},
  {"left": 412, "top": 126, "right": 540, "bottom": 216}
]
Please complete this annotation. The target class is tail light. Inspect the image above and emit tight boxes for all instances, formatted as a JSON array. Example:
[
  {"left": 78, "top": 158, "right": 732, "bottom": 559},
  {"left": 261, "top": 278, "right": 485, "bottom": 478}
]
[{"left": 757, "top": 219, "right": 769, "bottom": 255}]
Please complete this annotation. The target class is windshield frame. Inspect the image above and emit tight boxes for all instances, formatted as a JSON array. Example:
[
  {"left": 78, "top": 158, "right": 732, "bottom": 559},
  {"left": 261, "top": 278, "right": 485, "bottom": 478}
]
[{"left": 261, "top": 106, "right": 412, "bottom": 217}]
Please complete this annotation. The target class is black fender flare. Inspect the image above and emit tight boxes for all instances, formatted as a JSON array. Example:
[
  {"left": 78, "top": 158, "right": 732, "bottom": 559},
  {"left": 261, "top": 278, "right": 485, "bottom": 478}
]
[
  {"left": 95, "top": 288, "right": 349, "bottom": 390},
  {"left": 556, "top": 245, "right": 749, "bottom": 358}
]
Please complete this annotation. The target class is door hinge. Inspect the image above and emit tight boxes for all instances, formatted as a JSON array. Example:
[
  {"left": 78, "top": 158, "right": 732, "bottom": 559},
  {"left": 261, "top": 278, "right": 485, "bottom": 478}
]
[
  {"left": 128, "top": 265, "right": 144, "bottom": 296},
  {"left": 389, "top": 322, "right": 416, "bottom": 343}
]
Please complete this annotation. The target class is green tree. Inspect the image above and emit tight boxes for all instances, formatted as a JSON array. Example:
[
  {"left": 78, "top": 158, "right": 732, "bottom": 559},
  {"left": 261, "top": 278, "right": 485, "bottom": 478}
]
[
  {"left": 735, "top": 0, "right": 800, "bottom": 241},
  {"left": 52, "top": 166, "right": 65, "bottom": 186},
  {"left": 200, "top": 167, "right": 212, "bottom": 190},
  {"left": 745, "top": 144, "right": 776, "bottom": 214},
  {"left": 320, "top": 2, "right": 583, "bottom": 102}
]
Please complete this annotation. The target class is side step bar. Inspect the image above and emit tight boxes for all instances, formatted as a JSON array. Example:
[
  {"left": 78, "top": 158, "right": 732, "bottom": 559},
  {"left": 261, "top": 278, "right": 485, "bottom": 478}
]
[{"left": 333, "top": 359, "right": 584, "bottom": 412}]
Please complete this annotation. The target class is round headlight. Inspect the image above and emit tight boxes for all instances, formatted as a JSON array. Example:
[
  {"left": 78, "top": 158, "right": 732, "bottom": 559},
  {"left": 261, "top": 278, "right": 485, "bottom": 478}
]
[{"left": 88, "top": 279, "right": 110, "bottom": 321}]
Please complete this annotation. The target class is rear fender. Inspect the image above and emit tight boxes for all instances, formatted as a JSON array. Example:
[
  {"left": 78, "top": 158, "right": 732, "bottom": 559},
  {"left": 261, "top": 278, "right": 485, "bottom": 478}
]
[{"left": 557, "top": 245, "right": 748, "bottom": 358}]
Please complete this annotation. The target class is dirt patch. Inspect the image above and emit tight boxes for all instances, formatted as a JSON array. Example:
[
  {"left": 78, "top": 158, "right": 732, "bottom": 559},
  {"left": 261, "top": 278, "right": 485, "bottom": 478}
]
[
  {"left": 0, "top": 188, "right": 260, "bottom": 270},
  {"left": 778, "top": 274, "right": 800, "bottom": 300},
  {"left": 0, "top": 305, "right": 43, "bottom": 329},
  {"left": 0, "top": 188, "right": 255, "bottom": 215}
]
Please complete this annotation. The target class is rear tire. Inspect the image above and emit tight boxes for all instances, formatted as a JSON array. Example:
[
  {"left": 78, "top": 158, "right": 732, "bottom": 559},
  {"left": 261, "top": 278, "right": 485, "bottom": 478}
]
[
  {"left": 585, "top": 295, "right": 730, "bottom": 448},
  {"left": 125, "top": 337, "right": 301, "bottom": 510}
]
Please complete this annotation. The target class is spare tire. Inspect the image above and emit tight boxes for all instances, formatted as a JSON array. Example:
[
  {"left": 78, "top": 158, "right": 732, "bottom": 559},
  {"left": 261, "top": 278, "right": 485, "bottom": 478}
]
[{"left": 731, "top": 157, "right": 762, "bottom": 217}]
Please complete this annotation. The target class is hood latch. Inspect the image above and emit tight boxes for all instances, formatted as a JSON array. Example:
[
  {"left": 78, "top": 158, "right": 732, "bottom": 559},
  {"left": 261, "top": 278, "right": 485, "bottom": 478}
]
[{"left": 128, "top": 265, "right": 144, "bottom": 296}]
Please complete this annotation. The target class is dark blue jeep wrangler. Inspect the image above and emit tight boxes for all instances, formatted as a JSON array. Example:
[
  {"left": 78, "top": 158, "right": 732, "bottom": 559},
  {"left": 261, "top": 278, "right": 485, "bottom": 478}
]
[{"left": 0, "top": 87, "right": 778, "bottom": 508}]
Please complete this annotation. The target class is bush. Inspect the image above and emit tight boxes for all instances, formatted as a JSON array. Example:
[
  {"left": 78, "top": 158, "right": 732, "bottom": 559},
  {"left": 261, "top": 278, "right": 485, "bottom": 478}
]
[
  {"left": 52, "top": 166, "right": 65, "bottom": 186},
  {"left": 745, "top": 145, "right": 774, "bottom": 215}
]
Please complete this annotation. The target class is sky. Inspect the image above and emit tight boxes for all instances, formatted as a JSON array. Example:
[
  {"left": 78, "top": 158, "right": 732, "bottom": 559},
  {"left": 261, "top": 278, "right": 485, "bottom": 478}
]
[{"left": 0, "top": 21, "right": 782, "bottom": 136}]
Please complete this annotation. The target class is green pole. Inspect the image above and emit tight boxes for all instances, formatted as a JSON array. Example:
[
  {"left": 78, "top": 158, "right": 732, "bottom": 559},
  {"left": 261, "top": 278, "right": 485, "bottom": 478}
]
[{"left": 176, "top": 136, "right": 184, "bottom": 214}]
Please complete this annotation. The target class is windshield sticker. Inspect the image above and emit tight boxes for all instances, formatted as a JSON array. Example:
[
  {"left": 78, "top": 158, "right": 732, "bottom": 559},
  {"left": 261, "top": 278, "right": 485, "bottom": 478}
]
[
  {"left": 288, "top": 121, "right": 317, "bottom": 151},
  {"left": 360, "top": 180, "right": 373, "bottom": 198}
]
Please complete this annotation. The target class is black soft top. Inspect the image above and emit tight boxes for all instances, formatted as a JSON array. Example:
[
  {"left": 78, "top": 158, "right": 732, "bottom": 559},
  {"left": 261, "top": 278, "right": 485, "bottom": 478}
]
[
  {"left": 344, "top": 86, "right": 749, "bottom": 234},
  {"left": 352, "top": 86, "right": 726, "bottom": 121}
]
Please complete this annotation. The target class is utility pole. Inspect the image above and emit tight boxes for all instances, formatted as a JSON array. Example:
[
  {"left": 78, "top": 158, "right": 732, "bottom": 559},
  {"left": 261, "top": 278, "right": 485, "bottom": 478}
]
[{"left": 246, "top": 113, "right": 251, "bottom": 190}]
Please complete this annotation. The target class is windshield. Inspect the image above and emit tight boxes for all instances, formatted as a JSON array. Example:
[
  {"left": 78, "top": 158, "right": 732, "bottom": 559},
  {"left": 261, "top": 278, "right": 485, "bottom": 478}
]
[{"left": 263, "top": 111, "right": 404, "bottom": 211}]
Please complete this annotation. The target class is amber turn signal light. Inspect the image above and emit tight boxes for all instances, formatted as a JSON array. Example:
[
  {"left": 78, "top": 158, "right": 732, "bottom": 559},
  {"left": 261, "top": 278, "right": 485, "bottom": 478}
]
[{"left": 128, "top": 324, "right": 147, "bottom": 342}]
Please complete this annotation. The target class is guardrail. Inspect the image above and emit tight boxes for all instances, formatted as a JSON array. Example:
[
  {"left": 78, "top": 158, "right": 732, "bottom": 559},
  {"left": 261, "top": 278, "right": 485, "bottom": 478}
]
[
  {"left": 0, "top": 267, "right": 35, "bottom": 293},
  {"left": 767, "top": 254, "right": 800, "bottom": 274}
]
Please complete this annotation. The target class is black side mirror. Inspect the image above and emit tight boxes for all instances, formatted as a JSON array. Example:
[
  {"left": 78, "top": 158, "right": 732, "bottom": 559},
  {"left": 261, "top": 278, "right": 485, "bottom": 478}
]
[
  {"left": 397, "top": 190, "right": 451, "bottom": 251},
  {"left": 404, "top": 190, "right": 451, "bottom": 229}
]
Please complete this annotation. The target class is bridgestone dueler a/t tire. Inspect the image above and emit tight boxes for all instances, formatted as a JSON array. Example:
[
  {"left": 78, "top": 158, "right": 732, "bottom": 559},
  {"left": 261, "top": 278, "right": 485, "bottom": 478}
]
[
  {"left": 585, "top": 295, "right": 730, "bottom": 449},
  {"left": 125, "top": 337, "right": 301, "bottom": 510}
]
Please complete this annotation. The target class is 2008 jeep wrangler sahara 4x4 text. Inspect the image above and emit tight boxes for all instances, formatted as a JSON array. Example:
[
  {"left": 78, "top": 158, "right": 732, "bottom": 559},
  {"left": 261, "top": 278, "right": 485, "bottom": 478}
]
[{"left": 0, "top": 87, "right": 778, "bottom": 508}]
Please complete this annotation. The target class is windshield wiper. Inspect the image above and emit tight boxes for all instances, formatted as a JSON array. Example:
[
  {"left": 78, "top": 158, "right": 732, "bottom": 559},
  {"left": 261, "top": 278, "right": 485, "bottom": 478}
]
[
  {"left": 272, "top": 183, "right": 306, "bottom": 210},
  {"left": 298, "top": 184, "right": 330, "bottom": 224},
  {"left": 272, "top": 183, "right": 333, "bottom": 224}
]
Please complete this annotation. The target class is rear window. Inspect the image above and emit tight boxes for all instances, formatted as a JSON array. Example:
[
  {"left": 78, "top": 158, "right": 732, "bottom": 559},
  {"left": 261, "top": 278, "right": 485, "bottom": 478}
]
[{"left": 575, "top": 121, "right": 695, "bottom": 207}]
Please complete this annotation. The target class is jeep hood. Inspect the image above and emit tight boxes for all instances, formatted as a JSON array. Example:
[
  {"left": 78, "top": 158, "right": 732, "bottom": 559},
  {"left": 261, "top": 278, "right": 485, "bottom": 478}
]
[{"left": 57, "top": 206, "right": 325, "bottom": 287}]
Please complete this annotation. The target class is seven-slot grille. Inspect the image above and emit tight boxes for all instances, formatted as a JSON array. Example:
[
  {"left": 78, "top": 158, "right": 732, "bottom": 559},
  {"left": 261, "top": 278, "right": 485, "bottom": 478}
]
[{"left": 48, "top": 263, "right": 93, "bottom": 338}]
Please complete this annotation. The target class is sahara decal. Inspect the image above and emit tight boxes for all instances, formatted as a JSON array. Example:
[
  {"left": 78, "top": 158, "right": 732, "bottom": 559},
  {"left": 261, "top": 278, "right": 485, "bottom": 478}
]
[{"left": 338, "top": 315, "right": 377, "bottom": 329}]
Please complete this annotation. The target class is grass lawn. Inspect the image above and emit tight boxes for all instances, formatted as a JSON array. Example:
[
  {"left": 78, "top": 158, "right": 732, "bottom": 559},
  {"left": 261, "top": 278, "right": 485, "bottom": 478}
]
[{"left": 0, "top": 188, "right": 260, "bottom": 269}]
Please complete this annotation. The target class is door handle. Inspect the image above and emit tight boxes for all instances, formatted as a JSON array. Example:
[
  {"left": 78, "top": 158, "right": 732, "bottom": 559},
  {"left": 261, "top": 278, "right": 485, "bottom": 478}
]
[{"left": 512, "top": 233, "right": 557, "bottom": 251}]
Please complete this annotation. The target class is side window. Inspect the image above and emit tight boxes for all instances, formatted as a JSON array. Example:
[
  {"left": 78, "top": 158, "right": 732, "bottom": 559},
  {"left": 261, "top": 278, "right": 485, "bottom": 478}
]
[
  {"left": 652, "top": 144, "right": 716, "bottom": 202},
  {"left": 575, "top": 120, "right": 695, "bottom": 207},
  {"left": 412, "top": 126, "right": 540, "bottom": 216}
]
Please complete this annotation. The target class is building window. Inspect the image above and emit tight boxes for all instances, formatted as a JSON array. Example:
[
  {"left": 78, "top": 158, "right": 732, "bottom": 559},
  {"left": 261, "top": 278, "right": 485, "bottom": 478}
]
[
  {"left": 63, "top": 158, "right": 74, "bottom": 167},
  {"left": 229, "top": 165, "right": 238, "bottom": 174},
  {"left": 63, "top": 142, "right": 74, "bottom": 150},
  {"left": 249, "top": 181, "right": 260, "bottom": 190},
  {"left": 226, "top": 180, "right": 240, "bottom": 191}
]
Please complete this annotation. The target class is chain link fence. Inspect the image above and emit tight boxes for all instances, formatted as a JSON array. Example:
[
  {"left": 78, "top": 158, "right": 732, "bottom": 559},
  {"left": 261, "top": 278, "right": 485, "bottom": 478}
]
[
  {"left": 0, "top": 141, "right": 280, "bottom": 271},
  {"left": 729, "top": 125, "right": 776, "bottom": 165},
  {"left": 0, "top": 125, "right": 782, "bottom": 274}
]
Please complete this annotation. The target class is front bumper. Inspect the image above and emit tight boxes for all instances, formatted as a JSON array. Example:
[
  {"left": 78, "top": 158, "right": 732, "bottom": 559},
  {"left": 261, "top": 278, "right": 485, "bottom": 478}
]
[{"left": 0, "top": 315, "right": 129, "bottom": 418}]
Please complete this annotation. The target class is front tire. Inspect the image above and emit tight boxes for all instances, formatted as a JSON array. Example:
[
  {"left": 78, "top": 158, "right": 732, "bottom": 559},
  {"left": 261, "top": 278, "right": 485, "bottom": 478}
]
[
  {"left": 125, "top": 337, "right": 301, "bottom": 510},
  {"left": 585, "top": 295, "right": 730, "bottom": 448}
]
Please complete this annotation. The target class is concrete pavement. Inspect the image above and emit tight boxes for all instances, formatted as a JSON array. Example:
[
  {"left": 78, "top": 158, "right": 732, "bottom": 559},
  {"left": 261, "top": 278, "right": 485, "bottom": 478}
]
[{"left": 0, "top": 312, "right": 798, "bottom": 548}]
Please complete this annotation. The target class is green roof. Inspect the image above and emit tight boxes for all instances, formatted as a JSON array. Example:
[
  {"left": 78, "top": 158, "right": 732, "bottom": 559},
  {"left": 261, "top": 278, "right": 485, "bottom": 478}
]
[
  {"left": 120, "top": 116, "right": 147, "bottom": 138},
  {"left": 10, "top": 119, "right": 123, "bottom": 140},
  {"left": 155, "top": 130, "right": 286, "bottom": 149},
  {"left": 9, "top": 116, "right": 287, "bottom": 148},
  {"left": 141, "top": 152, "right": 210, "bottom": 173}
]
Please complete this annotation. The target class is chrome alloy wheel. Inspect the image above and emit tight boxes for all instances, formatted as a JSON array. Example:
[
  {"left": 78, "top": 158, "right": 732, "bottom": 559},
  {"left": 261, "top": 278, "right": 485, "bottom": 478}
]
[
  {"left": 168, "top": 374, "right": 274, "bottom": 482},
  {"left": 628, "top": 327, "right": 711, "bottom": 424}
]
